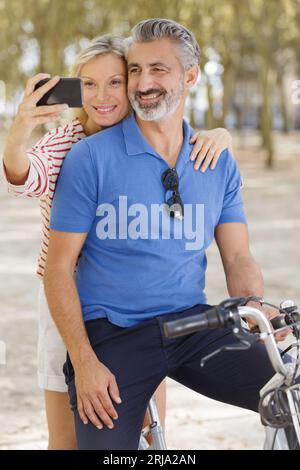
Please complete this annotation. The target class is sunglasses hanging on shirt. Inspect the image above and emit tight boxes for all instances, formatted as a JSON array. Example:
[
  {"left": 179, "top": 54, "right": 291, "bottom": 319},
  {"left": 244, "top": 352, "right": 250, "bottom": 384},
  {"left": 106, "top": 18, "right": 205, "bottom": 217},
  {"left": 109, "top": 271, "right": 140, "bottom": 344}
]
[{"left": 161, "top": 168, "right": 184, "bottom": 220}]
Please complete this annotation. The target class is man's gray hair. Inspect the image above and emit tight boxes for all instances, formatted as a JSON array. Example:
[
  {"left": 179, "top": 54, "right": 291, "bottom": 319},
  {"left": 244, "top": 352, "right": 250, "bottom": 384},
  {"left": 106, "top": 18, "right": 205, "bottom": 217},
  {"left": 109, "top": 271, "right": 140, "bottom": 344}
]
[{"left": 125, "top": 18, "right": 200, "bottom": 70}]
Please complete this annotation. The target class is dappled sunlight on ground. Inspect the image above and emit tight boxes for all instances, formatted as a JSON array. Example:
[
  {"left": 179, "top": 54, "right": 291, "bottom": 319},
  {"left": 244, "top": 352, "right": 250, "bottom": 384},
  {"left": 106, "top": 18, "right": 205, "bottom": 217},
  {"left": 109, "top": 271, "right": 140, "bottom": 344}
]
[{"left": 0, "top": 130, "right": 299, "bottom": 449}]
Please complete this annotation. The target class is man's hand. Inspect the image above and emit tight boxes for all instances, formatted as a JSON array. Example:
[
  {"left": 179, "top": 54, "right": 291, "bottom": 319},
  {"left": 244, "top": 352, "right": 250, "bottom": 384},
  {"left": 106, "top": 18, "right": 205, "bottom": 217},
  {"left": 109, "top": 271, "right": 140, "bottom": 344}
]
[
  {"left": 247, "top": 301, "right": 290, "bottom": 343},
  {"left": 74, "top": 355, "right": 122, "bottom": 429}
]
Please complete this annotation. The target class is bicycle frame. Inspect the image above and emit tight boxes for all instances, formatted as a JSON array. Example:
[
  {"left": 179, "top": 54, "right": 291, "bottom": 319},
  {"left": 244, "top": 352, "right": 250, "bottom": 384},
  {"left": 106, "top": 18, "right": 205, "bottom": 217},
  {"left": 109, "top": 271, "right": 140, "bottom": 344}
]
[
  {"left": 157, "top": 302, "right": 300, "bottom": 450},
  {"left": 239, "top": 306, "right": 300, "bottom": 449},
  {"left": 139, "top": 396, "right": 167, "bottom": 450}
]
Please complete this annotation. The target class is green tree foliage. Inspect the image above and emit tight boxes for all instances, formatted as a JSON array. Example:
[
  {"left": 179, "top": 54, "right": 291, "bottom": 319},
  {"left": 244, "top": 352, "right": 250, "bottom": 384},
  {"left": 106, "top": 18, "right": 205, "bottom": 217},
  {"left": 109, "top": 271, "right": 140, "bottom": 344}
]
[{"left": 1, "top": 0, "right": 299, "bottom": 166}]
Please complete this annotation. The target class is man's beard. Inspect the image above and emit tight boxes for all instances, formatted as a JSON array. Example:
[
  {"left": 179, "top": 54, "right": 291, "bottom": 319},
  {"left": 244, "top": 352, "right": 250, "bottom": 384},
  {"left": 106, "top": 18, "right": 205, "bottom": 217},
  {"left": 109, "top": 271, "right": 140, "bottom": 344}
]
[{"left": 129, "top": 79, "right": 184, "bottom": 121}]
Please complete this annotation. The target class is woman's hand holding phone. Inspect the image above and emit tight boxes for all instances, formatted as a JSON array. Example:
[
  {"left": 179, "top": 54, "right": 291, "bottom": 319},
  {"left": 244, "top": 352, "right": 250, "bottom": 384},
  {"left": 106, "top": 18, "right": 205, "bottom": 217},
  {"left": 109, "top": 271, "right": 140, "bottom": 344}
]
[
  {"left": 8, "top": 73, "right": 69, "bottom": 147},
  {"left": 3, "top": 73, "right": 69, "bottom": 185}
]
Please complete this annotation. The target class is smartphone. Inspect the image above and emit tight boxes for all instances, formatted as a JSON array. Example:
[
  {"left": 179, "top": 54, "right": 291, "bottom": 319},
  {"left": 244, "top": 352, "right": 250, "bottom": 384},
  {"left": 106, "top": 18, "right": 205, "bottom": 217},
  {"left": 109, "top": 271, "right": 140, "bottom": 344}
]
[{"left": 34, "top": 77, "right": 83, "bottom": 108}]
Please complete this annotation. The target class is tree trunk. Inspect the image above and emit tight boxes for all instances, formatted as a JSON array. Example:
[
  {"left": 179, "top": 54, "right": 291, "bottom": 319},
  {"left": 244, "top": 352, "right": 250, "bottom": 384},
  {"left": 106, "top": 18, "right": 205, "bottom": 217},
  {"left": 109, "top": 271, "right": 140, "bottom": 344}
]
[
  {"left": 220, "top": 65, "right": 234, "bottom": 128},
  {"left": 205, "top": 79, "right": 215, "bottom": 129},
  {"left": 259, "top": 58, "right": 274, "bottom": 168},
  {"left": 277, "top": 71, "right": 289, "bottom": 134},
  {"left": 189, "top": 89, "right": 197, "bottom": 129}
]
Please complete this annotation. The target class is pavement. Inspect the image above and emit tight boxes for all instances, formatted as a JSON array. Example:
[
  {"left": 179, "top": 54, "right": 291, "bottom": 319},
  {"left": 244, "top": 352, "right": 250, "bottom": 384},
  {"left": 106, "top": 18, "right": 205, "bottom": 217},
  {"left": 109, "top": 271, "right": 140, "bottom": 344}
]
[{"left": 0, "top": 129, "right": 299, "bottom": 449}]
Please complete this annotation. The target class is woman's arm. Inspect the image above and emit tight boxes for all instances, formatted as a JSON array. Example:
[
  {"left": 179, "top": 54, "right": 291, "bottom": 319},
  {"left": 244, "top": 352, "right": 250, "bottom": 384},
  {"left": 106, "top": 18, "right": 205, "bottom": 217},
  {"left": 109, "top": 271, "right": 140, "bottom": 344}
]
[
  {"left": 189, "top": 128, "right": 233, "bottom": 172},
  {"left": 2, "top": 73, "right": 68, "bottom": 197}
]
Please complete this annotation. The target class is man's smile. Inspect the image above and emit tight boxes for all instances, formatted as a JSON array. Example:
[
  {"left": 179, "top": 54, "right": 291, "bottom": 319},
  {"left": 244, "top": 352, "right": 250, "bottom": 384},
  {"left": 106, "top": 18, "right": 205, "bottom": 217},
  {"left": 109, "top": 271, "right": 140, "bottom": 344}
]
[{"left": 136, "top": 91, "right": 164, "bottom": 106}]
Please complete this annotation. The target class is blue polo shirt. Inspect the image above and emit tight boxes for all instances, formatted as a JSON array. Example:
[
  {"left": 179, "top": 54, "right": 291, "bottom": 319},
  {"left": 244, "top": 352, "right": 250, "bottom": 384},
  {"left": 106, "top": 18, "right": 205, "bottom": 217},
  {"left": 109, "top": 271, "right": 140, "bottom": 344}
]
[{"left": 50, "top": 113, "right": 247, "bottom": 327}]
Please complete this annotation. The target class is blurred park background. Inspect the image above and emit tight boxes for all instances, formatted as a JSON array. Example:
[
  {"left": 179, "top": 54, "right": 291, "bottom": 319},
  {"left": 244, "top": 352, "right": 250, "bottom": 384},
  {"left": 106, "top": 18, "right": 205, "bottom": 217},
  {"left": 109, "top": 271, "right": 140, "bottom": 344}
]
[
  {"left": 1, "top": 0, "right": 300, "bottom": 164},
  {"left": 0, "top": 0, "right": 300, "bottom": 450}
]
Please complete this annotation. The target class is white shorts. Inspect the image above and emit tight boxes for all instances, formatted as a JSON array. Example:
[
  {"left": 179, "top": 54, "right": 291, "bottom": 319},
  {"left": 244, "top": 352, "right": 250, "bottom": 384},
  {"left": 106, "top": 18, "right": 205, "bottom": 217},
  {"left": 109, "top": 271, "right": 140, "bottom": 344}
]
[{"left": 37, "top": 281, "right": 68, "bottom": 392}]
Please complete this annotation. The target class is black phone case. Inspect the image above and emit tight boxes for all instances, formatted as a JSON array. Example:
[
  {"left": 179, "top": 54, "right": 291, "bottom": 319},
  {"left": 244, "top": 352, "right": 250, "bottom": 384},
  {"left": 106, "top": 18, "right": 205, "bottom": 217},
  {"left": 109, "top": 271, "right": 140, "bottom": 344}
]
[{"left": 34, "top": 78, "right": 83, "bottom": 108}]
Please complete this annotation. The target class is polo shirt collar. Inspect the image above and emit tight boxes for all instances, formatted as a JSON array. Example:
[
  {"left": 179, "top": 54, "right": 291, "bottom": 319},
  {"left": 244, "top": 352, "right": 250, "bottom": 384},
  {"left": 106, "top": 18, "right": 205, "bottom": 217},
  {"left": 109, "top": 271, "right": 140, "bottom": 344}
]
[{"left": 122, "top": 112, "right": 193, "bottom": 164}]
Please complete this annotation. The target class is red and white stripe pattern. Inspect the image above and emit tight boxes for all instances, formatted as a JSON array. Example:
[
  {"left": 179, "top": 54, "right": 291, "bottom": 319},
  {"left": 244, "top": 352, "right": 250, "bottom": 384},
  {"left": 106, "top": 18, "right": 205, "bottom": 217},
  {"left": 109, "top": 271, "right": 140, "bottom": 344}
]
[{"left": 4, "top": 119, "right": 86, "bottom": 278}]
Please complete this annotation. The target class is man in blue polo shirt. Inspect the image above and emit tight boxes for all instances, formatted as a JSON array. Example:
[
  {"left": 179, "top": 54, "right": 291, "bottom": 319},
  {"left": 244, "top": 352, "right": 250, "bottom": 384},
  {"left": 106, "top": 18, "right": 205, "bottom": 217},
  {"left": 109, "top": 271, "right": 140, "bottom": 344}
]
[
  {"left": 49, "top": 112, "right": 246, "bottom": 327},
  {"left": 44, "top": 19, "right": 286, "bottom": 450}
]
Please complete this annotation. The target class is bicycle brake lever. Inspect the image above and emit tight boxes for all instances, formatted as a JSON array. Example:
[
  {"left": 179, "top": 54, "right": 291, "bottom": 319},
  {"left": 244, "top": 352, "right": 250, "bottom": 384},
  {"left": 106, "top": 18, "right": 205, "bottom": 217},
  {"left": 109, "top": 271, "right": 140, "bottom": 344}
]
[
  {"left": 200, "top": 340, "right": 253, "bottom": 368},
  {"left": 200, "top": 317, "right": 260, "bottom": 368}
]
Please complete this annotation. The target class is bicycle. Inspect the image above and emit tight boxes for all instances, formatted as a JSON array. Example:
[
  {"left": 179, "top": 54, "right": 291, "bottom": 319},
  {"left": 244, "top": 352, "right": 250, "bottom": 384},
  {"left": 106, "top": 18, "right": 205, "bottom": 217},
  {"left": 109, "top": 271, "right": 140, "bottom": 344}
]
[
  {"left": 158, "top": 296, "right": 300, "bottom": 450},
  {"left": 139, "top": 396, "right": 167, "bottom": 450}
]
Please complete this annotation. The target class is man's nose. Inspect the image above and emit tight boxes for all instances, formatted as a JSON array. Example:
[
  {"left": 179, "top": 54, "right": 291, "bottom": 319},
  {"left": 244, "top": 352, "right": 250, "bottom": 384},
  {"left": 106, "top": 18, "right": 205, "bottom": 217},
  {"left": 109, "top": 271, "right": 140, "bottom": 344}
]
[{"left": 136, "top": 71, "right": 155, "bottom": 93}]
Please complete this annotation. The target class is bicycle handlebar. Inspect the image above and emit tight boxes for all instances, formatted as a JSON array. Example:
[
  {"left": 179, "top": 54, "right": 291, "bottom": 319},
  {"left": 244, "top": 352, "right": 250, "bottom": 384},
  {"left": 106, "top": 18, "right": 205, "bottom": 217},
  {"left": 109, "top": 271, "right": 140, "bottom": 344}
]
[
  {"left": 163, "top": 297, "right": 300, "bottom": 376},
  {"left": 163, "top": 307, "right": 285, "bottom": 338},
  {"left": 163, "top": 306, "right": 227, "bottom": 337}
]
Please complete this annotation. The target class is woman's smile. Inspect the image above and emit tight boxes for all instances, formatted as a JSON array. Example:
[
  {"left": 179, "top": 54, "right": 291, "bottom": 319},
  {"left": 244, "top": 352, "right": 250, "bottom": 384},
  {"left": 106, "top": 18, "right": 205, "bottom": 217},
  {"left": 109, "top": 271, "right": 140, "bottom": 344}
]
[{"left": 92, "top": 104, "right": 118, "bottom": 115}]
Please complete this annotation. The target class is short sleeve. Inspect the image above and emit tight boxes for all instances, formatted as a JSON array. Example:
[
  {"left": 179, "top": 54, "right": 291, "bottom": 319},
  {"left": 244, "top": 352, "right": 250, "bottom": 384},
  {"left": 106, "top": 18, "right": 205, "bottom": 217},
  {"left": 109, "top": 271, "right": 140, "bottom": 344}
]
[
  {"left": 50, "top": 139, "right": 98, "bottom": 232},
  {"left": 217, "top": 150, "right": 247, "bottom": 226}
]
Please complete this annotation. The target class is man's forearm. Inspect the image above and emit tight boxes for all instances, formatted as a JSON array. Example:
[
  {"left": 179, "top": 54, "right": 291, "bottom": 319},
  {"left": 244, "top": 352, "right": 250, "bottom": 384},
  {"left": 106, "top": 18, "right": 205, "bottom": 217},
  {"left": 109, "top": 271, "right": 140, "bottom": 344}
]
[
  {"left": 224, "top": 254, "right": 264, "bottom": 298},
  {"left": 43, "top": 267, "right": 96, "bottom": 367}
]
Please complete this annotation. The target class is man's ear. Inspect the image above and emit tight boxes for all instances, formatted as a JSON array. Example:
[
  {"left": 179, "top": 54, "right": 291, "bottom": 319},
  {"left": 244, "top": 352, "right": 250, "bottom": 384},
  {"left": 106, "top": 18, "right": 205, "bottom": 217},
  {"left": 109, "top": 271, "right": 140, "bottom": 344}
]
[{"left": 185, "top": 65, "right": 199, "bottom": 89}]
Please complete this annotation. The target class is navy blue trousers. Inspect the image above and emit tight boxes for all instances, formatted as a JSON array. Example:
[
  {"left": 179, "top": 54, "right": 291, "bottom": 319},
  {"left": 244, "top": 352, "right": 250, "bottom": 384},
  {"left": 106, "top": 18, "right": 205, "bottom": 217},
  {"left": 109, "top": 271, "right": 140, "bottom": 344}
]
[{"left": 63, "top": 304, "right": 283, "bottom": 450}]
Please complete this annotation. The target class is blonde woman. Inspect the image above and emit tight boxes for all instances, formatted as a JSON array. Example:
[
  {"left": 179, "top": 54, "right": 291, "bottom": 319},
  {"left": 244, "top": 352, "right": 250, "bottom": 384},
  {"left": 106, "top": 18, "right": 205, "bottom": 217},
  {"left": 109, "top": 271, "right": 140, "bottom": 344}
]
[{"left": 2, "top": 35, "right": 233, "bottom": 449}]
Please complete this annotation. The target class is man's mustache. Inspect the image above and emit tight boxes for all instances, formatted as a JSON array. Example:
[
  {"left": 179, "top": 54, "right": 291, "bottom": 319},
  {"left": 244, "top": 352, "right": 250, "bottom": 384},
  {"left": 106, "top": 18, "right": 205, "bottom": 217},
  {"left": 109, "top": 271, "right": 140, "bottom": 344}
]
[{"left": 135, "top": 89, "right": 166, "bottom": 98}]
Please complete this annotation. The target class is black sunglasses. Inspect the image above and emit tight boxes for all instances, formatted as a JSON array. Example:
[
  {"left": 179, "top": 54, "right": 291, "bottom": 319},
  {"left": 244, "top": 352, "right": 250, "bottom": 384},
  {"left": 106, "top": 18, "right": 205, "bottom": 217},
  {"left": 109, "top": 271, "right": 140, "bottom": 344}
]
[{"left": 161, "top": 168, "right": 184, "bottom": 219}]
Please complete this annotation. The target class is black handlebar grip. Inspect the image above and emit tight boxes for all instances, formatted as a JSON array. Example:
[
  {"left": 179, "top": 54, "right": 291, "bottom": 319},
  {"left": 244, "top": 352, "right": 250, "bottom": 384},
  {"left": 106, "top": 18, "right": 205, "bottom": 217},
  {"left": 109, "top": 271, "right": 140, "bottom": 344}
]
[
  {"left": 163, "top": 307, "right": 226, "bottom": 339},
  {"left": 163, "top": 314, "right": 210, "bottom": 338}
]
